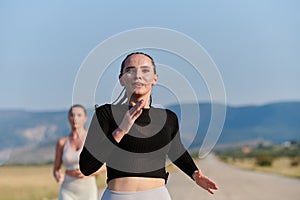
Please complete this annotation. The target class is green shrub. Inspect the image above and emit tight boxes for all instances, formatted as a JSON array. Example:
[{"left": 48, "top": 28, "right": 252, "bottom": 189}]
[
  {"left": 255, "top": 154, "right": 273, "bottom": 166},
  {"left": 290, "top": 158, "right": 299, "bottom": 167}
]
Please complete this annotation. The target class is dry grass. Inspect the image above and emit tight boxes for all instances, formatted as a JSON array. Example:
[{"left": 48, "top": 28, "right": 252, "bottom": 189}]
[
  {"left": 0, "top": 156, "right": 203, "bottom": 200},
  {"left": 226, "top": 157, "right": 300, "bottom": 178},
  {"left": 0, "top": 162, "right": 183, "bottom": 200},
  {"left": 0, "top": 165, "right": 58, "bottom": 200},
  {"left": 0, "top": 164, "right": 107, "bottom": 200}
]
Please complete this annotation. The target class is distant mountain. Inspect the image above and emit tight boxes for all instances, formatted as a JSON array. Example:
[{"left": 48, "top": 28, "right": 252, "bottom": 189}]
[
  {"left": 1, "top": 102, "right": 300, "bottom": 165},
  {"left": 168, "top": 102, "right": 300, "bottom": 150},
  {"left": 220, "top": 102, "right": 300, "bottom": 143},
  {"left": 0, "top": 109, "right": 68, "bottom": 150},
  {"left": 0, "top": 108, "right": 94, "bottom": 165}
]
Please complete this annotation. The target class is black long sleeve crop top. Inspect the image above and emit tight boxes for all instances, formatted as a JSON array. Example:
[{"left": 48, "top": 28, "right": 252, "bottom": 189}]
[{"left": 79, "top": 104, "right": 198, "bottom": 183}]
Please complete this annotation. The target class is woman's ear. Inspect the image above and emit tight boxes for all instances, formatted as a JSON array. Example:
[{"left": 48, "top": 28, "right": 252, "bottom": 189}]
[
  {"left": 119, "top": 74, "right": 124, "bottom": 86},
  {"left": 152, "top": 74, "right": 158, "bottom": 86}
]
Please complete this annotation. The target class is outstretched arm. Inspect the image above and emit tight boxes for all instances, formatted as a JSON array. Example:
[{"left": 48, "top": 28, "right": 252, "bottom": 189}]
[
  {"left": 192, "top": 170, "right": 218, "bottom": 194},
  {"left": 167, "top": 110, "right": 218, "bottom": 194},
  {"left": 53, "top": 137, "right": 66, "bottom": 184}
]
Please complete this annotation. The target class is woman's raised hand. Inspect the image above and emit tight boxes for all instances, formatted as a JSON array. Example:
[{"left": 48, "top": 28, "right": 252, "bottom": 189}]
[
  {"left": 113, "top": 99, "right": 145, "bottom": 142},
  {"left": 119, "top": 99, "right": 145, "bottom": 133}
]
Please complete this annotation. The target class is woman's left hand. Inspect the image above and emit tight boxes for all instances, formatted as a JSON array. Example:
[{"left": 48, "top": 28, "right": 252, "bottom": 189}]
[
  {"left": 192, "top": 170, "right": 218, "bottom": 194},
  {"left": 53, "top": 169, "right": 64, "bottom": 184}
]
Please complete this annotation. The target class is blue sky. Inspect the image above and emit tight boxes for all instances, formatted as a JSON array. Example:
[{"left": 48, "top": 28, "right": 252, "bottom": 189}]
[{"left": 1, "top": 0, "right": 299, "bottom": 110}]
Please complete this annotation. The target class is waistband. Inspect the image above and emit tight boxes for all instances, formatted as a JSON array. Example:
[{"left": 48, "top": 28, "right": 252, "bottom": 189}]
[{"left": 101, "top": 186, "right": 171, "bottom": 200}]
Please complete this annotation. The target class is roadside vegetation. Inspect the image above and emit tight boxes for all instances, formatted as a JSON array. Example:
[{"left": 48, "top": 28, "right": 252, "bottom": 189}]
[
  {"left": 215, "top": 140, "right": 300, "bottom": 178},
  {"left": 0, "top": 162, "right": 177, "bottom": 200},
  {"left": 0, "top": 164, "right": 107, "bottom": 200}
]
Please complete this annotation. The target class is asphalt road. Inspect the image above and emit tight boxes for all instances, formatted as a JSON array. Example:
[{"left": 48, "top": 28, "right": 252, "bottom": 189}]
[{"left": 166, "top": 154, "right": 300, "bottom": 200}]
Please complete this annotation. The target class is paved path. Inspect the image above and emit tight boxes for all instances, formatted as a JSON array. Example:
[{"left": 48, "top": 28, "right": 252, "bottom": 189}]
[{"left": 166, "top": 154, "right": 300, "bottom": 200}]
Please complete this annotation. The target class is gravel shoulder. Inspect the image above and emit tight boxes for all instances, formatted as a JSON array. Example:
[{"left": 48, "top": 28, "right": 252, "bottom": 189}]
[{"left": 166, "top": 154, "right": 300, "bottom": 200}]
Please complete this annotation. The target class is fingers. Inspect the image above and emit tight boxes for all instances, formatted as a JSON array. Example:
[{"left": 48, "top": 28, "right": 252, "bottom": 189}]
[
  {"left": 203, "top": 182, "right": 217, "bottom": 194},
  {"left": 128, "top": 100, "right": 145, "bottom": 121},
  {"left": 55, "top": 171, "right": 63, "bottom": 183},
  {"left": 129, "top": 99, "right": 144, "bottom": 115},
  {"left": 132, "top": 107, "right": 143, "bottom": 119},
  {"left": 119, "top": 99, "right": 145, "bottom": 134},
  {"left": 205, "top": 177, "right": 218, "bottom": 189},
  {"left": 211, "top": 181, "right": 218, "bottom": 190},
  {"left": 194, "top": 171, "right": 218, "bottom": 195},
  {"left": 207, "top": 180, "right": 218, "bottom": 195},
  {"left": 57, "top": 173, "right": 64, "bottom": 184},
  {"left": 207, "top": 188, "right": 214, "bottom": 194},
  {"left": 58, "top": 177, "right": 64, "bottom": 184},
  {"left": 207, "top": 182, "right": 218, "bottom": 194}
]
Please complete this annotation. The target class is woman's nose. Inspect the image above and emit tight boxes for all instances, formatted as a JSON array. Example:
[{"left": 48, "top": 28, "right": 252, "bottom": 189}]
[
  {"left": 135, "top": 69, "right": 142, "bottom": 79},
  {"left": 73, "top": 116, "right": 78, "bottom": 123}
]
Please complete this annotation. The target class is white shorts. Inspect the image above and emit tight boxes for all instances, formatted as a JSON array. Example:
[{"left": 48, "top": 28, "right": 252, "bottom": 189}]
[{"left": 59, "top": 175, "right": 98, "bottom": 200}]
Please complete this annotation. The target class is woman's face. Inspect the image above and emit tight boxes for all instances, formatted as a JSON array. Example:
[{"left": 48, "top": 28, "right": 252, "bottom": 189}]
[
  {"left": 119, "top": 54, "right": 158, "bottom": 99},
  {"left": 68, "top": 106, "right": 87, "bottom": 130}
]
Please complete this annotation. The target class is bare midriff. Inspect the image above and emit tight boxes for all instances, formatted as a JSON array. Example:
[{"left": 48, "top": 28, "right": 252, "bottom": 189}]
[
  {"left": 65, "top": 169, "right": 87, "bottom": 178},
  {"left": 108, "top": 177, "right": 165, "bottom": 192}
]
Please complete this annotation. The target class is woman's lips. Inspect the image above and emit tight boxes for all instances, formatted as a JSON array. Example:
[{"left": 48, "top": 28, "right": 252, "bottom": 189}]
[{"left": 133, "top": 82, "right": 144, "bottom": 87}]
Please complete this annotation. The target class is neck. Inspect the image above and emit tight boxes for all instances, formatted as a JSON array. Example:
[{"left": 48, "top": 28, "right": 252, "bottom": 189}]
[
  {"left": 70, "top": 127, "right": 85, "bottom": 138},
  {"left": 128, "top": 94, "right": 151, "bottom": 108}
]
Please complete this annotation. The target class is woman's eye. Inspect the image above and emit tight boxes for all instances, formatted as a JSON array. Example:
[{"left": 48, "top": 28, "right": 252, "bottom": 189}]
[
  {"left": 142, "top": 69, "right": 150, "bottom": 73},
  {"left": 125, "top": 68, "right": 135, "bottom": 74}
]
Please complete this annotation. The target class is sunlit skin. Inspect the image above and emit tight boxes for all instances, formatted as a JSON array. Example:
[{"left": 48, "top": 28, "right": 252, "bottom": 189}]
[
  {"left": 109, "top": 54, "right": 218, "bottom": 194},
  {"left": 119, "top": 53, "right": 158, "bottom": 109}
]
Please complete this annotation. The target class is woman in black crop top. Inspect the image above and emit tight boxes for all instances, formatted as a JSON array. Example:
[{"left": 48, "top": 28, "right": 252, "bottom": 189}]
[{"left": 79, "top": 52, "right": 218, "bottom": 199}]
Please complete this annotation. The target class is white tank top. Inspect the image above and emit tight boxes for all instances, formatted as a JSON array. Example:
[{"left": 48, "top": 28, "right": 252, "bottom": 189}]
[{"left": 62, "top": 137, "right": 83, "bottom": 170}]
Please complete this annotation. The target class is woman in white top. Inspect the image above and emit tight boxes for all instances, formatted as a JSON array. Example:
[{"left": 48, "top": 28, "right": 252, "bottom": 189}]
[{"left": 53, "top": 104, "right": 102, "bottom": 200}]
